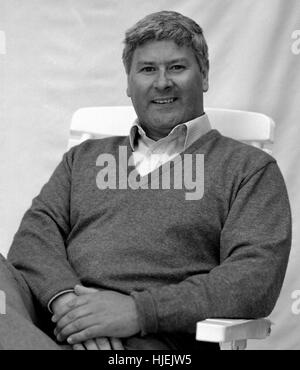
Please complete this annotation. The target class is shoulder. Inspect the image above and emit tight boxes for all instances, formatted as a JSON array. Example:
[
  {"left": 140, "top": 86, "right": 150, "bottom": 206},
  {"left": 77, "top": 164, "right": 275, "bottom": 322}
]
[
  {"left": 204, "top": 132, "right": 289, "bottom": 213},
  {"left": 65, "top": 136, "right": 128, "bottom": 164},
  {"left": 201, "top": 131, "right": 283, "bottom": 199},
  {"left": 208, "top": 130, "right": 276, "bottom": 174}
]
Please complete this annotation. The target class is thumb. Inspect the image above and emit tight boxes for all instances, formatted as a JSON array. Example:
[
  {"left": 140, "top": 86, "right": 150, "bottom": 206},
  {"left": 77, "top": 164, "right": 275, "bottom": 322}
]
[{"left": 74, "top": 284, "right": 98, "bottom": 295}]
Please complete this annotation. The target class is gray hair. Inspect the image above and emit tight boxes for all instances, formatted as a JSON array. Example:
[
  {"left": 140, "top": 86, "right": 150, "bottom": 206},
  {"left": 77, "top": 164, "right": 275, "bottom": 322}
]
[{"left": 122, "top": 11, "right": 209, "bottom": 76}]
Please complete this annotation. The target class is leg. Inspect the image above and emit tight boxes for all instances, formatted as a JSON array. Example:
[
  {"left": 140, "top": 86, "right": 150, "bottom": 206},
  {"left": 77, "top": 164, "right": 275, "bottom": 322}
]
[
  {"left": 0, "top": 253, "right": 64, "bottom": 350},
  {"left": 123, "top": 333, "right": 220, "bottom": 350},
  {"left": 0, "top": 254, "right": 218, "bottom": 350}
]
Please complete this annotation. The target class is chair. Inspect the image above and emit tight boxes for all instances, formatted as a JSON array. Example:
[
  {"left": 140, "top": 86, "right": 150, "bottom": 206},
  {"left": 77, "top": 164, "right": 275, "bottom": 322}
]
[
  {"left": 69, "top": 105, "right": 274, "bottom": 350},
  {"left": 69, "top": 106, "right": 275, "bottom": 154}
]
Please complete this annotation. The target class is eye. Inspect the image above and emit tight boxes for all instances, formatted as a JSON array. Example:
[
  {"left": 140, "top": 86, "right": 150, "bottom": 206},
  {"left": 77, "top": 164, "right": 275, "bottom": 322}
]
[
  {"left": 140, "top": 66, "right": 156, "bottom": 73},
  {"left": 170, "top": 65, "right": 186, "bottom": 71}
]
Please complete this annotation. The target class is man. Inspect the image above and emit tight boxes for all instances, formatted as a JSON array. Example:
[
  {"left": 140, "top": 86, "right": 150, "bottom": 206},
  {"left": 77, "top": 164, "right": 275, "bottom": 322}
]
[{"left": 0, "top": 11, "right": 292, "bottom": 350}]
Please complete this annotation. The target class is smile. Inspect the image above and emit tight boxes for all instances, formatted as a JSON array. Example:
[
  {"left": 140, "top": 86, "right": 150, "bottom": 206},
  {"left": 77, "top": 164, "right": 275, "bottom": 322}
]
[{"left": 152, "top": 98, "right": 177, "bottom": 104}]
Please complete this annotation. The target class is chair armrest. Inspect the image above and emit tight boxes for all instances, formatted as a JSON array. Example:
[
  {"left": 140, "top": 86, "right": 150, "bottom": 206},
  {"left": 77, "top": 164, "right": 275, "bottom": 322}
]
[{"left": 196, "top": 318, "right": 272, "bottom": 345}]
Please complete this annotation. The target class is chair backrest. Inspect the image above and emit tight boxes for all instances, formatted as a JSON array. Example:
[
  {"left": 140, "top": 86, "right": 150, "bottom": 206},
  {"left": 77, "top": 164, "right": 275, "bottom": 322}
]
[{"left": 69, "top": 106, "right": 275, "bottom": 153}]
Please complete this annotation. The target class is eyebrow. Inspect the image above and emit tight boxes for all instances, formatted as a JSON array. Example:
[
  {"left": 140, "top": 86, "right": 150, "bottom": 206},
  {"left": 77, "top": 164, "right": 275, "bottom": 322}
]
[{"left": 136, "top": 58, "right": 189, "bottom": 66}]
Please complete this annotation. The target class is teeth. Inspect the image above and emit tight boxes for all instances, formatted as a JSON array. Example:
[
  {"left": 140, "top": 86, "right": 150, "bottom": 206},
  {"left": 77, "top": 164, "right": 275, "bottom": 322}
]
[{"left": 153, "top": 98, "right": 176, "bottom": 104}]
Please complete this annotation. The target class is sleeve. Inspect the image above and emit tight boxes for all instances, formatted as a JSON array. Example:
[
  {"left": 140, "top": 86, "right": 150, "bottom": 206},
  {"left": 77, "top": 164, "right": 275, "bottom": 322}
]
[
  {"left": 8, "top": 149, "right": 81, "bottom": 309},
  {"left": 131, "top": 161, "right": 292, "bottom": 336},
  {"left": 47, "top": 289, "right": 75, "bottom": 313}
]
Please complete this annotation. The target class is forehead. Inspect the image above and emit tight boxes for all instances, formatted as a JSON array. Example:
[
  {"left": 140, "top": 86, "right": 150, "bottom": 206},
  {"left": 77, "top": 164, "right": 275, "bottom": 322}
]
[{"left": 131, "top": 40, "right": 196, "bottom": 65}]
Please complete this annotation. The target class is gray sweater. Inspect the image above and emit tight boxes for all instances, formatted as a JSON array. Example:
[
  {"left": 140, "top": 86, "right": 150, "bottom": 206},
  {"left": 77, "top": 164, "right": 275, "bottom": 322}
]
[{"left": 8, "top": 130, "right": 292, "bottom": 345}]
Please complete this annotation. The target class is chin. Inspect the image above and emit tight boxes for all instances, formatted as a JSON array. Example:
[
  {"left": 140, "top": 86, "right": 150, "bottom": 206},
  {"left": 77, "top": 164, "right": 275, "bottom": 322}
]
[{"left": 152, "top": 115, "right": 181, "bottom": 128}]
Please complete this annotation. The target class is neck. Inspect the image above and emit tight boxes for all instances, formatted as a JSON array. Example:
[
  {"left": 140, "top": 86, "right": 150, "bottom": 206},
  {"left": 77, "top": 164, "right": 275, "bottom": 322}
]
[{"left": 141, "top": 112, "right": 205, "bottom": 141}]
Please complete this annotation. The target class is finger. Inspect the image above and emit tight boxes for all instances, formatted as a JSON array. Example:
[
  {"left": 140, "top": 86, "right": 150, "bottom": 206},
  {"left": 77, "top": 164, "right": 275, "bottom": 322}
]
[
  {"left": 110, "top": 337, "right": 124, "bottom": 350},
  {"left": 57, "top": 314, "right": 100, "bottom": 342},
  {"left": 84, "top": 339, "right": 99, "bottom": 350},
  {"left": 67, "top": 325, "right": 103, "bottom": 345},
  {"left": 95, "top": 337, "right": 112, "bottom": 350},
  {"left": 75, "top": 285, "right": 98, "bottom": 295},
  {"left": 52, "top": 295, "right": 90, "bottom": 323},
  {"left": 55, "top": 305, "right": 93, "bottom": 334},
  {"left": 72, "top": 343, "right": 86, "bottom": 350}
]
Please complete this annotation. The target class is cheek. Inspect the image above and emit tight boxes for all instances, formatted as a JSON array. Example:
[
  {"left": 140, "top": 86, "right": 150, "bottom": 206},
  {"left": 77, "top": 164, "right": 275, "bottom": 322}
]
[
  {"left": 129, "top": 76, "right": 147, "bottom": 92},
  {"left": 129, "top": 87, "right": 149, "bottom": 115},
  {"left": 130, "top": 83, "right": 149, "bottom": 105},
  {"left": 185, "top": 81, "right": 203, "bottom": 101}
]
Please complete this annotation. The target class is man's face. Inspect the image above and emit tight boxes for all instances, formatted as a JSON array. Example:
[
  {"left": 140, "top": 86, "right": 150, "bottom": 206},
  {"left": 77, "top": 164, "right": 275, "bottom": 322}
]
[{"left": 127, "top": 40, "right": 208, "bottom": 140}]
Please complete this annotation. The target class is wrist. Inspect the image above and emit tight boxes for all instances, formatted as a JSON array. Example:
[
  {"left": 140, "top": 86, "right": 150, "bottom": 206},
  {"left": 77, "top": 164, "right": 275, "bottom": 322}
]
[{"left": 51, "top": 291, "right": 76, "bottom": 314}]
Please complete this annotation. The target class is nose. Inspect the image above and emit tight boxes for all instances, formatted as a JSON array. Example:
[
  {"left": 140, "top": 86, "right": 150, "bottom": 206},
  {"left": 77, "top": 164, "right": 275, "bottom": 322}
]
[{"left": 153, "top": 70, "right": 173, "bottom": 90}]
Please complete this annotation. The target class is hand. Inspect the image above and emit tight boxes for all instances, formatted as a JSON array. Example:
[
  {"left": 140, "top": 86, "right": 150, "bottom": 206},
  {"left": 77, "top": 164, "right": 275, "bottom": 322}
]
[
  {"left": 52, "top": 286, "right": 125, "bottom": 349},
  {"left": 68, "top": 286, "right": 124, "bottom": 350},
  {"left": 52, "top": 287, "right": 125, "bottom": 349},
  {"left": 72, "top": 337, "right": 124, "bottom": 350},
  {"left": 51, "top": 291, "right": 77, "bottom": 315},
  {"left": 52, "top": 284, "right": 140, "bottom": 344}
]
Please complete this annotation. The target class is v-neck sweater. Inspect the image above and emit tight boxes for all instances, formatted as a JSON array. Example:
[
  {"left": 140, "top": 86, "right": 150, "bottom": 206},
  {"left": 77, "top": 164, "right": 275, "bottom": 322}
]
[{"left": 8, "top": 129, "right": 291, "bottom": 341}]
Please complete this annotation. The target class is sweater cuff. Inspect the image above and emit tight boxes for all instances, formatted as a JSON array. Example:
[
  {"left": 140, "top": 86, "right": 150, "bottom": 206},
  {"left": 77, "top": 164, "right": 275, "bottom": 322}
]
[
  {"left": 48, "top": 289, "right": 75, "bottom": 313},
  {"left": 38, "top": 276, "right": 81, "bottom": 310},
  {"left": 131, "top": 290, "right": 158, "bottom": 336}
]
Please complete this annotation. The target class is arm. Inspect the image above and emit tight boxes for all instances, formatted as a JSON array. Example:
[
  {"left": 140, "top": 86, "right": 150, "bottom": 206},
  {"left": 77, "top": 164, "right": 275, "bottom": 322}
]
[
  {"left": 8, "top": 149, "right": 81, "bottom": 309},
  {"left": 50, "top": 161, "right": 292, "bottom": 342},
  {"left": 131, "top": 161, "right": 292, "bottom": 335}
]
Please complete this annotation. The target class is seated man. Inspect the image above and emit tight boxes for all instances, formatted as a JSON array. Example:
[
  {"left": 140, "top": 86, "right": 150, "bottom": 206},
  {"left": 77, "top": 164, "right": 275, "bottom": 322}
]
[{"left": 0, "top": 10, "right": 292, "bottom": 350}]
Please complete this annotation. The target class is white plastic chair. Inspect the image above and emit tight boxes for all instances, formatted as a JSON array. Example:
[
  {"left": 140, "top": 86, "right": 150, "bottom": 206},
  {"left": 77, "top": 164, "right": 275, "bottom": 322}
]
[
  {"left": 69, "top": 106, "right": 274, "bottom": 350},
  {"left": 69, "top": 106, "right": 275, "bottom": 154}
]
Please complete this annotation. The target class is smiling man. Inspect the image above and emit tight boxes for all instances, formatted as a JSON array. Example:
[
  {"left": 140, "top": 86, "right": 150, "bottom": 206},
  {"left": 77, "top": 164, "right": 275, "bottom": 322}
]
[
  {"left": 126, "top": 39, "right": 208, "bottom": 140},
  {"left": 1, "top": 11, "right": 291, "bottom": 351}
]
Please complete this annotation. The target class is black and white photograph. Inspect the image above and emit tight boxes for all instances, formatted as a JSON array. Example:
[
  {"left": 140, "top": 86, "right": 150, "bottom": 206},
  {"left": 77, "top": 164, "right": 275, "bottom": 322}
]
[{"left": 0, "top": 0, "right": 299, "bottom": 353}]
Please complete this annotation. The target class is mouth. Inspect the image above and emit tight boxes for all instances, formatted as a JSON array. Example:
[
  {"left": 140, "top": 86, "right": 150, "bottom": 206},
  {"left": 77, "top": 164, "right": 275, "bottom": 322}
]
[{"left": 151, "top": 97, "right": 178, "bottom": 105}]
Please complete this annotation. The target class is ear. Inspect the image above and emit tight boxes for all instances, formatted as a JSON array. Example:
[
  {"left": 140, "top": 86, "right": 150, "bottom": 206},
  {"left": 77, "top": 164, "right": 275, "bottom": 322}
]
[
  {"left": 126, "top": 75, "right": 131, "bottom": 98},
  {"left": 202, "top": 72, "right": 209, "bottom": 92}
]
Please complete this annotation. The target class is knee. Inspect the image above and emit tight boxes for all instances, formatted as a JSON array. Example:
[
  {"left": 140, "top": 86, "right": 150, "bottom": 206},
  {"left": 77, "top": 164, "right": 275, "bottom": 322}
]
[
  {"left": 0, "top": 253, "right": 37, "bottom": 322},
  {"left": 0, "top": 253, "right": 27, "bottom": 291}
]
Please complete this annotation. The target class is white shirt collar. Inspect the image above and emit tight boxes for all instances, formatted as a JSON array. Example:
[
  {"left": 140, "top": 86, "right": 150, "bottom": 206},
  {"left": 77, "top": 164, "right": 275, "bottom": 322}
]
[{"left": 129, "top": 113, "right": 212, "bottom": 151}]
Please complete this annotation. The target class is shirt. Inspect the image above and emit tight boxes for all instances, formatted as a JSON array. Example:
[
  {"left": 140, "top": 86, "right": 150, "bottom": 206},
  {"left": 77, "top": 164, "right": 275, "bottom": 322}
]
[{"left": 129, "top": 114, "right": 211, "bottom": 176}]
